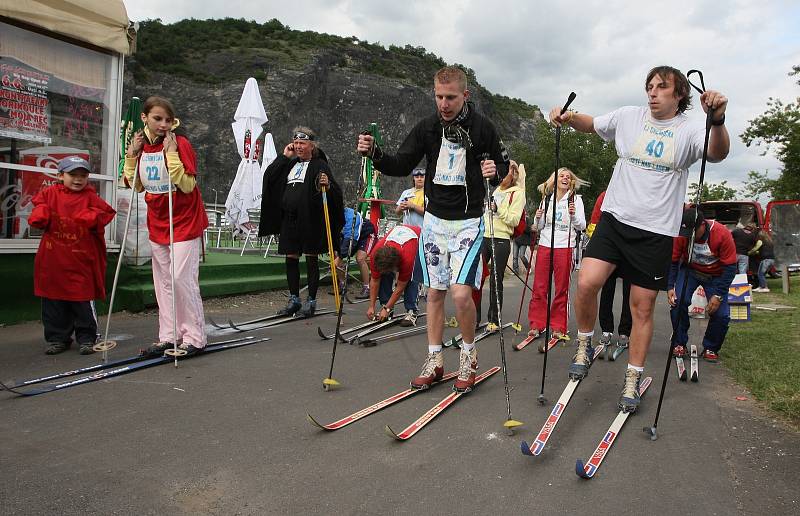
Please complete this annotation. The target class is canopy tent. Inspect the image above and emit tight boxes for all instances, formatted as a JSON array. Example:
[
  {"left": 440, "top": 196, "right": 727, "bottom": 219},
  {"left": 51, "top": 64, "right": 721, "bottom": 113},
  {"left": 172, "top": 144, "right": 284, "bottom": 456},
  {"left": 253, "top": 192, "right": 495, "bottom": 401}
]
[{"left": 0, "top": 0, "right": 134, "bottom": 55}]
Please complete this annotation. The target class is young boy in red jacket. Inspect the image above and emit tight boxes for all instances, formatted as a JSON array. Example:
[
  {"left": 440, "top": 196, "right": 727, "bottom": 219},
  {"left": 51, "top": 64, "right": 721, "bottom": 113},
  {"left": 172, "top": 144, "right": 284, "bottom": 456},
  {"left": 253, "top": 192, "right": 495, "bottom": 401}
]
[{"left": 29, "top": 156, "right": 116, "bottom": 355}]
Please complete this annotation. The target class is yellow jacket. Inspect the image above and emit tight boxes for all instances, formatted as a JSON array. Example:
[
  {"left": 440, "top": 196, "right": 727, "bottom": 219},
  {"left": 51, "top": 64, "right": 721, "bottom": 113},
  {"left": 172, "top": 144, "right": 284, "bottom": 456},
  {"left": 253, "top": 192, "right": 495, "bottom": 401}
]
[{"left": 484, "top": 184, "right": 525, "bottom": 239}]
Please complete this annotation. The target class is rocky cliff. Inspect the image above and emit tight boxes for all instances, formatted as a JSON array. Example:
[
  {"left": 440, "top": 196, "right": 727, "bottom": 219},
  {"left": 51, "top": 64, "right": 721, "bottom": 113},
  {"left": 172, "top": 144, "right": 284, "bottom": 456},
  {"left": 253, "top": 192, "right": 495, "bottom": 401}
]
[{"left": 123, "top": 19, "right": 542, "bottom": 204}]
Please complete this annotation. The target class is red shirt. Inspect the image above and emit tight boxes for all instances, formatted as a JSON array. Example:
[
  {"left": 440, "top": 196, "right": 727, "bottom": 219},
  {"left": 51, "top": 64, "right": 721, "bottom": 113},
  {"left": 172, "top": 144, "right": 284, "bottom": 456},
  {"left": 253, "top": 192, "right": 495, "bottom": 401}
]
[
  {"left": 672, "top": 220, "right": 737, "bottom": 276},
  {"left": 29, "top": 184, "right": 116, "bottom": 301},
  {"left": 590, "top": 191, "right": 606, "bottom": 226},
  {"left": 369, "top": 225, "right": 420, "bottom": 282},
  {"left": 136, "top": 135, "right": 208, "bottom": 244}
]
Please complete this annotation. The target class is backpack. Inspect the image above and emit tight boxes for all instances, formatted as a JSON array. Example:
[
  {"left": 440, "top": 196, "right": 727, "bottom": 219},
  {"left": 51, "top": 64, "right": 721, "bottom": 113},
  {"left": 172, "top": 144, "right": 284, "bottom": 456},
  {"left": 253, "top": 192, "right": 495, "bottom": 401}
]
[{"left": 508, "top": 191, "right": 527, "bottom": 239}]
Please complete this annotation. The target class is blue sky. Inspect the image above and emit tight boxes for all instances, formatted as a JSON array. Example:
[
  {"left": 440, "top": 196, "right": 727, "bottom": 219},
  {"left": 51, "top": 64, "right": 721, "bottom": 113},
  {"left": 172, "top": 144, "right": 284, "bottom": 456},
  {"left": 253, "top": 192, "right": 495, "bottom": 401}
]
[{"left": 123, "top": 0, "right": 800, "bottom": 197}]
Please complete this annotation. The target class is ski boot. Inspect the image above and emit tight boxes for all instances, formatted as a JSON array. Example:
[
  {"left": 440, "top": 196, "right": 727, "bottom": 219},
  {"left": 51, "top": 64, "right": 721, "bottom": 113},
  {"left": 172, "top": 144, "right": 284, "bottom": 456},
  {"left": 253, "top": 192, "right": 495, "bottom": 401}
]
[
  {"left": 672, "top": 344, "right": 686, "bottom": 357},
  {"left": 568, "top": 335, "right": 595, "bottom": 380},
  {"left": 355, "top": 284, "right": 370, "bottom": 300},
  {"left": 277, "top": 294, "right": 302, "bottom": 316},
  {"left": 618, "top": 368, "right": 643, "bottom": 413},
  {"left": 610, "top": 334, "right": 629, "bottom": 361},
  {"left": 141, "top": 342, "right": 172, "bottom": 358},
  {"left": 400, "top": 309, "right": 419, "bottom": 327},
  {"left": 599, "top": 332, "right": 612, "bottom": 360},
  {"left": 299, "top": 297, "right": 317, "bottom": 318},
  {"left": 177, "top": 343, "right": 204, "bottom": 358},
  {"left": 702, "top": 349, "right": 719, "bottom": 362},
  {"left": 45, "top": 341, "right": 71, "bottom": 355},
  {"left": 453, "top": 346, "right": 478, "bottom": 393},
  {"left": 410, "top": 351, "right": 444, "bottom": 390}
]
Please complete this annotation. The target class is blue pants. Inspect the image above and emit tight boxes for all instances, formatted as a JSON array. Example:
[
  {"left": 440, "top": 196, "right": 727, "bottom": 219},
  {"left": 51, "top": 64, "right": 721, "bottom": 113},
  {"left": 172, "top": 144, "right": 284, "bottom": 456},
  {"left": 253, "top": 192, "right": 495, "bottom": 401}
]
[
  {"left": 378, "top": 273, "right": 419, "bottom": 312},
  {"left": 670, "top": 268, "right": 730, "bottom": 353}
]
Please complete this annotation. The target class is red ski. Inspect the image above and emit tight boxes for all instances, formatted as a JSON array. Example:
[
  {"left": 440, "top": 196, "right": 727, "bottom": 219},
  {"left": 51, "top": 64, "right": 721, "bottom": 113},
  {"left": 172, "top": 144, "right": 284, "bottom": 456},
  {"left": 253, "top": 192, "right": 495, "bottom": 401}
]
[
  {"left": 384, "top": 366, "right": 500, "bottom": 441},
  {"left": 307, "top": 372, "right": 459, "bottom": 431},
  {"left": 575, "top": 376, "right": 653, "bottom": 479}
]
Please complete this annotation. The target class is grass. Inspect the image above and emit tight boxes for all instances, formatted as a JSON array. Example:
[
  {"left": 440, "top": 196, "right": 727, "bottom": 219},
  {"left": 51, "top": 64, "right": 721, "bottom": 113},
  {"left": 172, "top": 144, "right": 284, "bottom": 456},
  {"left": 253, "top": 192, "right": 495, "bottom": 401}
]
[{"left": 723, "top": 275, "right": 800, "bottom": 426}]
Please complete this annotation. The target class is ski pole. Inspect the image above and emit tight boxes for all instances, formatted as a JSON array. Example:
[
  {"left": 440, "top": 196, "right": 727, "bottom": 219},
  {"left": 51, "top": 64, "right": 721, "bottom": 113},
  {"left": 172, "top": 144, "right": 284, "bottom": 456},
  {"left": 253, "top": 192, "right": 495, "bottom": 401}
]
[
  {"left": 161, "top": 166, "right": 182, "bottom": 367},
  {"left": 94, "top": 165, "right": 140, "bottom": 362},
  {"left": 510, "top": 239, "right": 535, "bottom": 346},
  {"left": 481, "top": 157, "right": 523, "bottom": 434},
  {"left": 645, "top": 70, "right": 713, "bottom": 440},
  {"left": 323, "top": 134, "right": 369, "bottom": 391},
  {"left": 538, "top": 91, "right": 576, "bottom": 405},
  {"left": 504, "top": 264, "right": 534, "bottom": 293}
]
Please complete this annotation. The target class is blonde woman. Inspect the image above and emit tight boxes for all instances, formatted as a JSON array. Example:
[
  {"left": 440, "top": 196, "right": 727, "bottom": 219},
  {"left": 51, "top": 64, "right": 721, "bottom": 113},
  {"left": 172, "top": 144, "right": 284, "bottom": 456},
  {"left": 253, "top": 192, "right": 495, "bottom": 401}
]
[
  {"left": 527, "top": 167, "right": 587, "bottom": 343},
  {"left": 474, "top": 161, "right": 526, "bottom": 329}
]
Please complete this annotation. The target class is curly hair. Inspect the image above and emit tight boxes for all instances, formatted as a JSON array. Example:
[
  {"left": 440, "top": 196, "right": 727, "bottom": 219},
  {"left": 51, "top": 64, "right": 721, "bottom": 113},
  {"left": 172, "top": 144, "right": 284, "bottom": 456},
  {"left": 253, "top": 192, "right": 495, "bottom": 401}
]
[{"left": 374, "top": 246, "right": 401, "bottom": 274}]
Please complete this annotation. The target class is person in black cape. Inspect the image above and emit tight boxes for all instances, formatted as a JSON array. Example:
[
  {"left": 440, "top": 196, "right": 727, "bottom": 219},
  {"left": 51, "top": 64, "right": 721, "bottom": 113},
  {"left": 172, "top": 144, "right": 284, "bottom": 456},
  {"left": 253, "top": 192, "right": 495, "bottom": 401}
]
[{"left": 259, "top": 126, "right": 344, "bottom": 317}]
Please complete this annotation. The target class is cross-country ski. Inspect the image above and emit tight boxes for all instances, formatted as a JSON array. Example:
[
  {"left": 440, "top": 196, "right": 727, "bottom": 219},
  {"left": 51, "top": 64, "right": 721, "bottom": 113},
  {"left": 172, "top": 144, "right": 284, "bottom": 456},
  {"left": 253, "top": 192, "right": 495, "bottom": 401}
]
[
  {"left": 575, "top": 376, "right": 653, "bottom": 478},
  {"left": 384, "top": 367, "right": 500, "bottom": 441}
]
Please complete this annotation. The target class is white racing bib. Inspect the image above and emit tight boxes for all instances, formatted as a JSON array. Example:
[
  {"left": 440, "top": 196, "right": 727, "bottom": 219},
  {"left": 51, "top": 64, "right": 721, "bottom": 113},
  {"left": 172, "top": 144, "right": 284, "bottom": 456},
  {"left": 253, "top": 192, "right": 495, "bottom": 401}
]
[
  {"left": 627, "top": 120, "right": 678, "bottom": 173},
  {"left": 434, "top": 137, "right": 467, "bottom": 186},
  {"left": 139, "top": 151, "right": 170, "bottom": 195},
  {"left": 287, "top": 161, "right": 309, "bottom": 185},
  {"left": 385, "top": 225, "right": 417, "bottom": 246}
]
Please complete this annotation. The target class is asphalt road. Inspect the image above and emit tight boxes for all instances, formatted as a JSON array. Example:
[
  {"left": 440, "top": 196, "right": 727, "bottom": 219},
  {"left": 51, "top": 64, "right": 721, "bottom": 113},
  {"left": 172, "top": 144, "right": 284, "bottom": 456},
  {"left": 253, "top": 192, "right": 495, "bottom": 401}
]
[{"left": 1, "top": 278, "right": 797, "bottom": 515}]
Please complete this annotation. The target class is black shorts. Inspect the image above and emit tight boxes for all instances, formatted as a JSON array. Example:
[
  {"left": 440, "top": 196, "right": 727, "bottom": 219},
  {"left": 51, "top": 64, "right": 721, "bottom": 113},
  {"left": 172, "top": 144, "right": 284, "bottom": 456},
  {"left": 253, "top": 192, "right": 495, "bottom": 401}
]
[
  {"left": 584, "top": 212, "right": 672, "bottom": 291},
  {"left": 340, "top": 220, "right": 376, "bottom": 257}
]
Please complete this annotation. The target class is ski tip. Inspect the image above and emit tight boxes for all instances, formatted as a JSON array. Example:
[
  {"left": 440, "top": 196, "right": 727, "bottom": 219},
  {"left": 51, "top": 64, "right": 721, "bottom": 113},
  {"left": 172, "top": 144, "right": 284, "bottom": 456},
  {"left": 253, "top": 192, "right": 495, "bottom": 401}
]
[
  {"left": 520, "top": 441, "right": 534, "bottom": 456},
  {"left": 306, "top": 413, "right": 325, "bottom": 429},
  {"left": 575, "top": 459, "right": 593, "bottom": 479},
  {"left": 384, "top": 425, "right": 402, "bottom": 440}
]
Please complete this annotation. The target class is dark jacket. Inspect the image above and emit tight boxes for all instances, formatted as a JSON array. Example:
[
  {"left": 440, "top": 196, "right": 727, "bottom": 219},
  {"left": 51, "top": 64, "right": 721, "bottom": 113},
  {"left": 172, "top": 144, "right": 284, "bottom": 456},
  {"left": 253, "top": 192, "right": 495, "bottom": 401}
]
[
  {"left": 259, "top": 150, "right": 344, "bottom": 255},
  {"left": 372, "top": 107, "right": 508, "bottom": 220}
]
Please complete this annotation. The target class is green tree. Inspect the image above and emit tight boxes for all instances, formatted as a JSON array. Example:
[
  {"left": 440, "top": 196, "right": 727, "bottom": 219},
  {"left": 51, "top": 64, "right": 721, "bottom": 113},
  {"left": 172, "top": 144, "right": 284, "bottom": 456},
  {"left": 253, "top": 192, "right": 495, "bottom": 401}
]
[
  {"left": 740, "top": 66, "right": 800, "bottom": 200},
  {"left": 688, "top": 180, "right": 738, "bottom": 201},
  {"left": 739, "top": 170, "right": 777, "bottom": 200},
  {"left": 514, "top": 120, "right": 617, "bottom": 212}
]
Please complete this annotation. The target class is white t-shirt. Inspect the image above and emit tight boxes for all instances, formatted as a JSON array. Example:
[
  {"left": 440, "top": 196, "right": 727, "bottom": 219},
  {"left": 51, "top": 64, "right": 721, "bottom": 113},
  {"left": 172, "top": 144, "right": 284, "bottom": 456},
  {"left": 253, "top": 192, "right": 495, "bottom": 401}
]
[
  {"left": 396, "top": 187, "right": 425, "bottom": 228},
  {"left": 594, "top": 106, "right": 705, "bottom": 236},
  {"left": 537, "top": 194, "right": 586, "bottom": 249}
]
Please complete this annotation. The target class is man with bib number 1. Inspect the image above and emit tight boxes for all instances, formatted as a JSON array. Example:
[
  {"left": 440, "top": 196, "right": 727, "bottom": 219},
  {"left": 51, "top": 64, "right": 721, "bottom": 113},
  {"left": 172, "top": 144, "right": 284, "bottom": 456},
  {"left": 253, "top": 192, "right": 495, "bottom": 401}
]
[
  {"left": 356, "top": 66, "right": 508, "bottom": 393},
  {"left": 548, "top": 66, "right": 729, "bottom": 413}
]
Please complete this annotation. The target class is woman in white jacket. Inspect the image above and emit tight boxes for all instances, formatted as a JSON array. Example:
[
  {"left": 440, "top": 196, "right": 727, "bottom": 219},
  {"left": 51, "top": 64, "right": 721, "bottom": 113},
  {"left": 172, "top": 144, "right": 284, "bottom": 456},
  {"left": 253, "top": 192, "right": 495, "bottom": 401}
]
[{"left": 527, "top": 167, "right": 587, "bottom": 344}]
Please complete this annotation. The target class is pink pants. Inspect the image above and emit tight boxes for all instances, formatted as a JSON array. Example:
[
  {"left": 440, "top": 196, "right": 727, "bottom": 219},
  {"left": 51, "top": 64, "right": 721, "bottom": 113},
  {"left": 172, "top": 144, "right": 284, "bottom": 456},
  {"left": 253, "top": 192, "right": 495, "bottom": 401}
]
[
  {"left": 528, "top": 246, "right": 572, "bottom": 334},
  {"left": 150, "top": 237, "right": 206, "bottom": 348}
]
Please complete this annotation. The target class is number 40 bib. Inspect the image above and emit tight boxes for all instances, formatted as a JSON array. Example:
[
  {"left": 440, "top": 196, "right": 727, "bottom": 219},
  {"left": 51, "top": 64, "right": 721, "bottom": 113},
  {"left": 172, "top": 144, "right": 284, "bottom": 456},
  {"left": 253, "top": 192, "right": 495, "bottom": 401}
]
[
  {"left": 139, "top": 151, "right": 170, "bottom": 194},
  {"left": 628, "top": 120, "right": 677, "bottom": 173}
]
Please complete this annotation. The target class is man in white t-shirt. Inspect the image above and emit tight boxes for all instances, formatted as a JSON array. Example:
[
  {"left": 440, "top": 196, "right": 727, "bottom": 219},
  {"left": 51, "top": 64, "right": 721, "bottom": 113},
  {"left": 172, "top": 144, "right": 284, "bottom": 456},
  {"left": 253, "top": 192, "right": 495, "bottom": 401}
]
[{"left": 548, "top": 66, "right": 729, "bottom": 413}]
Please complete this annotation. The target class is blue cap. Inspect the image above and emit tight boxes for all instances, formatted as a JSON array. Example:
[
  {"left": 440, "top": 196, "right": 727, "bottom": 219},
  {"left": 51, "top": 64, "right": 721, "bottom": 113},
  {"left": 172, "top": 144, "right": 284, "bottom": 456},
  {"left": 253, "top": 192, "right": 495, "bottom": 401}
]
[{"left": 57, "top": 156, "right": 91, "bottom": 174}]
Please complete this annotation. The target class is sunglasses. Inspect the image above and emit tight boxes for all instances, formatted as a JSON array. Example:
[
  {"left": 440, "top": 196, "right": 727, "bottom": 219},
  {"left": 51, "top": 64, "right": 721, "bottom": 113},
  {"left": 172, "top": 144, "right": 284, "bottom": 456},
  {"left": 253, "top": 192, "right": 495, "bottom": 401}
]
[
  {"left": 293, "top": 132, "right": 315, "bottom": 141},
  {"left": 412, "top": 172, "right": 425, "bottom": 177}
]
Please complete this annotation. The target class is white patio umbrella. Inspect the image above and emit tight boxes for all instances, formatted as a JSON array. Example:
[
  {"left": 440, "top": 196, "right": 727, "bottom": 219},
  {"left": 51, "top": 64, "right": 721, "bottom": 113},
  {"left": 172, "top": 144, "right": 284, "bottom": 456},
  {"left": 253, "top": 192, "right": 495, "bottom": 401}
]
[{"left": 225, "top": 77, "right": 269, "bottom": 233}]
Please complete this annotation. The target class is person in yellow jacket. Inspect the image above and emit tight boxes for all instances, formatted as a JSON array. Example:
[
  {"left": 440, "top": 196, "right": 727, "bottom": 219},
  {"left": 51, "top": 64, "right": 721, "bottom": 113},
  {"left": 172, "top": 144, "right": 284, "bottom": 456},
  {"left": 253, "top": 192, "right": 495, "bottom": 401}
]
[{"left": 474, "top": 161, "right": 526, "bottom": 329}]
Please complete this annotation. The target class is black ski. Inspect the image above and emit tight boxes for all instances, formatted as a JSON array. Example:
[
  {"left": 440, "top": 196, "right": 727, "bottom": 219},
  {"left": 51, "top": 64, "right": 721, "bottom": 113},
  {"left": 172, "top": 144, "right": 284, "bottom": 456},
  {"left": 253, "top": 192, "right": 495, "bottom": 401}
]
[
  {"left": 6, "top": 337, "right": 271, "bottom": 396},
  {"left": 231, "top": 309, "right": 334, "bottom": 332},
  {"left": 317, "top": 318, "right": 383, "bottom": 340},
  {"left": 355, "top": 325, "right": 428, "bottom": 347},
  {"left": 4, "top": 336, "right": 256, "bottom": 389},
  {"left": 445, "top": 322, "right": 489, "bottom": 348}
]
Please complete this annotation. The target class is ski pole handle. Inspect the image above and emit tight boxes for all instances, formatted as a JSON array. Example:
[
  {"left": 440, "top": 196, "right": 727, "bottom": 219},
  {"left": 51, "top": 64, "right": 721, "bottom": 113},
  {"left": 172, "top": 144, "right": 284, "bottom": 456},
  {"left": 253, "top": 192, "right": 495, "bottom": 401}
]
[
  {"left": 686, "top": 70, "right": 706, "bottom": 95},
  {"left": 560, "top": 92, "right": 577, "bottom": 115}
]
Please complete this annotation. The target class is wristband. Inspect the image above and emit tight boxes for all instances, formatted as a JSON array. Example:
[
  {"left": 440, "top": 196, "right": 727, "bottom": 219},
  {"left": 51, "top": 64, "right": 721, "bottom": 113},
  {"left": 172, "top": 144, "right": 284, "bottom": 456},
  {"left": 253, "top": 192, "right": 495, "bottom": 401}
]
[{"left": 711, "top": 114, "right": 725, "bottom": 126}]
